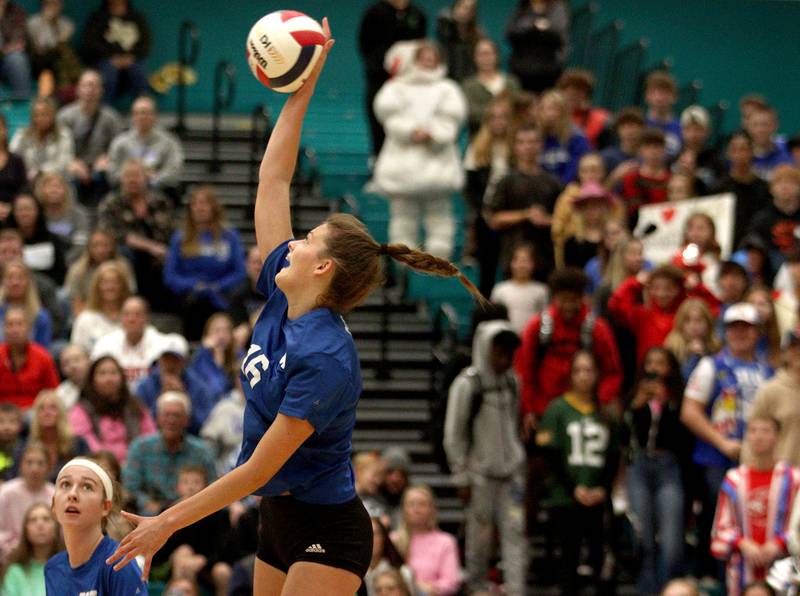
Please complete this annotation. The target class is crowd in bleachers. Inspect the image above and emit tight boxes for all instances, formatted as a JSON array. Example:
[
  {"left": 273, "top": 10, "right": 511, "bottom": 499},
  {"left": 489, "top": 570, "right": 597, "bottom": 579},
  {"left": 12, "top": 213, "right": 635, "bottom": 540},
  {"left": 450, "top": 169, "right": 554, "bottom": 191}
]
[
  {"left": 0, "top": 0, "right": 797, "bottom": 595},
  {"left": 356, "top": 1, "right": 800, "bottom": 596}
]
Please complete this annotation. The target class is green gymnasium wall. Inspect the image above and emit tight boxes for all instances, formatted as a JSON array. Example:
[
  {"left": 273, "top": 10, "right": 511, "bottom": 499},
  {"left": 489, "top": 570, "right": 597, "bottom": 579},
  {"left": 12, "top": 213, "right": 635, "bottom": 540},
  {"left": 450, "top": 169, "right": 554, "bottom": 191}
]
[{"left": 18, "top": 0, "right": 799, "bottom": 135}]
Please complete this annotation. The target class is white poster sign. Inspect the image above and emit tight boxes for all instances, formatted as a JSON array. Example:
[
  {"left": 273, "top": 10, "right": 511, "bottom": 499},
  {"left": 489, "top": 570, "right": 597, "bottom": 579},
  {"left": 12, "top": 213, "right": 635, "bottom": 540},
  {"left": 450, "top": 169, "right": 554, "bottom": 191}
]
[{"left": 633, "top": 193, "right": 736, "bottom": 265}]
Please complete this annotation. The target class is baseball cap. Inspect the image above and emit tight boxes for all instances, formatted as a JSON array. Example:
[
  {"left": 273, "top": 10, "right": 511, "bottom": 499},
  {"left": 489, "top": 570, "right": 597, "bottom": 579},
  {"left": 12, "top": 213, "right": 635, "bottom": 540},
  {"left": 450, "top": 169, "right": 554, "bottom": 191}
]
[
  {"left": 680, "top": 105, "right": 710, "bottom": 129},
  {"left": 157, "top": 333, "right": 189, "bottom": 359},
  {"left": 723, "top": 303, "right": 760, "bottom": 326},
  {"left": 574, "top": 181, "right": 613, "bottom": 206}
]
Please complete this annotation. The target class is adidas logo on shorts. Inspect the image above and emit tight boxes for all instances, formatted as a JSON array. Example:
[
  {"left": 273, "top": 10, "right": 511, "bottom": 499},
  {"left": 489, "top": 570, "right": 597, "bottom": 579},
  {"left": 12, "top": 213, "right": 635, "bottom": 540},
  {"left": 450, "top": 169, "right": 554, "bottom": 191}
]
[{"left": 305, "top": 543, "right": 326, "bottom": 554}]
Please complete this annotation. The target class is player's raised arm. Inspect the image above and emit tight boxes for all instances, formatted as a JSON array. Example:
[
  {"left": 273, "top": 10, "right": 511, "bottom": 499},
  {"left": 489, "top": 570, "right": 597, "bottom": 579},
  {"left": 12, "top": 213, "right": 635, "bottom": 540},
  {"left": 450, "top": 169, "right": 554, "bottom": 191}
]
[{"left": 254, "top": 18, "right": 334, "bottom": 261}]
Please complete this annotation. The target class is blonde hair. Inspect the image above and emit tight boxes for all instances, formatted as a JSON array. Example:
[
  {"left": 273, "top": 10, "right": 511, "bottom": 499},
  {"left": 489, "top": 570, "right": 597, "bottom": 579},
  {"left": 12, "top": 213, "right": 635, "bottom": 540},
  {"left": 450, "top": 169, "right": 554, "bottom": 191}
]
[
  {"left": 394, "top": 485, "right": 438, "bottom": 558},
  {"left": 602, "top": 237, "right": 642, "bottom": 291},
  {"left": 0, "top": 260, "right": 42, "bottom": 323},
  {"left": 85, "top": 261, "right": 132, "bottom": 313},
  {"left": 470, "top": 96, "right": 513, "bottom": 168},
  {"left": 664, "top": 299, "right": 721, "bottom": 364},
  {"left": 181, "top": 185, "right": 226, "bottom": 257},
  {"left": 30, "top": 390, "right": 75, "bottom": 461},
  {"left": 537, "top": 90, "right": 572, "bottom": 145},
  {"left": 34, "top": 171, "right": 75, "bottom": 212}
]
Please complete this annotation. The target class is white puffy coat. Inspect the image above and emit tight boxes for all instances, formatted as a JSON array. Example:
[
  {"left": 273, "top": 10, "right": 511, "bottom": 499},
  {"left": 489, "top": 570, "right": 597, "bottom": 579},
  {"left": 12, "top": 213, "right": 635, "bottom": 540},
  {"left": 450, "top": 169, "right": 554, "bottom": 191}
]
[{"left": 370, "top": 65, "right": 467, "bottom": 197}]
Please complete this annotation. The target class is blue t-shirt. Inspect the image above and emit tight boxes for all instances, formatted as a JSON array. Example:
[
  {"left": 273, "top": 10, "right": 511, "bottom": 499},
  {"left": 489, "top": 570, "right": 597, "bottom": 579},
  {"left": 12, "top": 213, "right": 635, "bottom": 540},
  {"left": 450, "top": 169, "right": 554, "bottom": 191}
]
[
  {"left": 235, "top": 240, "right": 362, "bottom": 504},
  {"left": 44, "top": 535, "right": 147, "bottom": 595},
  {"left": 646, "top": 116, "right": 682, "bottom": 157},
  {"left": 539, "top": 128, "right": 591, "bottom": 184}
]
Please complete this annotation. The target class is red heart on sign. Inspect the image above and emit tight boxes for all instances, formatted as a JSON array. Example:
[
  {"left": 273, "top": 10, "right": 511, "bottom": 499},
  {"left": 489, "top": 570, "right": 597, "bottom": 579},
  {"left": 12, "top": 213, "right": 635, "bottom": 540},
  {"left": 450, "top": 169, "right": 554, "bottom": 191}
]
[{"left": 661, "top": 207, "right": 676, "bottom": 223}]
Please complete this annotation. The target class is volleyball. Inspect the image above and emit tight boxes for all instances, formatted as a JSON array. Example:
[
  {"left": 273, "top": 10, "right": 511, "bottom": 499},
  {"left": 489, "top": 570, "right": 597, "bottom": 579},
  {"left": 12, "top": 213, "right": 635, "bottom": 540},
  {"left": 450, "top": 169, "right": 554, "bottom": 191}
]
[{"left": 246, "top": 10, "right": 325, "bottom": 93}]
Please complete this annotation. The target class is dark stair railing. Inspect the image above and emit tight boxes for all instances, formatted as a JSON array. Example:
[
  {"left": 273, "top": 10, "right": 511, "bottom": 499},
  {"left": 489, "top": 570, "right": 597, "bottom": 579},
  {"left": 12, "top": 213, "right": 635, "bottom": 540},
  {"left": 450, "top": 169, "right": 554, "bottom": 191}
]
[
  {"left": 174, "top": 20, "right": 200, "bottom": 135},
  {"left": 605, "top": 37, "right": 648, "bottom": 111},
  {"left": 676, "top": 79, "right": 703, "bottom": 113},
  {"left": 569, "top": 2, "right": 599, "bottom": 68},
  {"left": 209, "top": 60, "right": 236, "bottom": 174},
  {"left": 708, "top": 100, "right": 730, "bottom": 150},
  {"left": 586, "top": 20, "right": 623, "bottom": 108},
  {"left": 248, "top": 104, "right": 271, "bottom": 204}
]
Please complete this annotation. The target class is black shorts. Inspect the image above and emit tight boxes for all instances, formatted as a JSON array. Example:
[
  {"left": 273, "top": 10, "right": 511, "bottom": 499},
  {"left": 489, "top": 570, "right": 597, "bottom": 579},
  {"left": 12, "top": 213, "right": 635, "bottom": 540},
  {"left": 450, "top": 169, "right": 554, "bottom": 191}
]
[{"left": 256, "top": 494, "right": 373, "bottom": 579}]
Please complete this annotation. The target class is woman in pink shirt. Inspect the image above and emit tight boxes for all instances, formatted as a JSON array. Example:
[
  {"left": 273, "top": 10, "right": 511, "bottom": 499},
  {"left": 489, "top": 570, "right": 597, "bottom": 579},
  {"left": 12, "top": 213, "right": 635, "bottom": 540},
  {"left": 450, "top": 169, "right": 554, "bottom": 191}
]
[
  {"left": 67, "top": 355, "right": 155, "bottom": 464},
  {"left": 391, "top": 485, "right": 461, "bottom": 596}
]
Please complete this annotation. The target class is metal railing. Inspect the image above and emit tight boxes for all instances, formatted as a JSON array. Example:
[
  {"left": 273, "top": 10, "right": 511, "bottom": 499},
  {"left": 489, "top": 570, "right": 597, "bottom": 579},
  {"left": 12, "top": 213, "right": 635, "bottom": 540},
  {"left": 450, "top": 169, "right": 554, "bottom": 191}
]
[
  {"left": 586, "top": 20, "right": 624, "bottom": 107},
  {"left": 605, "top": 38, "right": 648, "bottom": 111},
  {"left": 174, "top": 20, "right": 200, "bottom": 135},
  {"left": 248, "top": 104, "right": 271, "bottom": 203},
  {"left": 568, "top": 2, "right": 599, "bottom": 68},
  {"left": 429, "top": 302, "right": 460, "bottom": 396},
  {"left": 677, "top": 79, "right": 703, "bottom": 113},
  {"left": 708, "top": 100, "right": 730, "bottom": 149},
  {"left": 209, "top": 60, "right": 236, "bottom": 173}
]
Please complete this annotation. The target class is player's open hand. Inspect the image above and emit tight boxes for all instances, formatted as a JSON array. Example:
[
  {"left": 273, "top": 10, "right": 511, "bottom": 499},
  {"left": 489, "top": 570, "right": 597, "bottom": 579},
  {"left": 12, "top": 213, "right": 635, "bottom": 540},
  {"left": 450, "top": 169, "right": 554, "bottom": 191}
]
[
  {"left": 105, "top": 510, "right": 174, "bottom": 580},
  {"left": 294, "top": 17, "right": 334, "bottom": 98}
]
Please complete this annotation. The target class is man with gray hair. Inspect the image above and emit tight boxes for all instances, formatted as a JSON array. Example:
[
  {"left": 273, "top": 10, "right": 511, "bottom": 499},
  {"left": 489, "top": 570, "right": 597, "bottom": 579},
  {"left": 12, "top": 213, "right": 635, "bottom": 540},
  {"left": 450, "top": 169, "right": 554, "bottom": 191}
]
[{"left": 123, "top": 390, "right": 217, "bottom": 515}]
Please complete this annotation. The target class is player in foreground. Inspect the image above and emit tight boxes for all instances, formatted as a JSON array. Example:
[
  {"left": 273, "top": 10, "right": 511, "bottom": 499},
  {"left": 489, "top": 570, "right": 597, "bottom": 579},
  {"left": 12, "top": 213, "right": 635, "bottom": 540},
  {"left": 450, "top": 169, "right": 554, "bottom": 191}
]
[{"left": 106, "top": 19, "right": 482, "bottom": 596}]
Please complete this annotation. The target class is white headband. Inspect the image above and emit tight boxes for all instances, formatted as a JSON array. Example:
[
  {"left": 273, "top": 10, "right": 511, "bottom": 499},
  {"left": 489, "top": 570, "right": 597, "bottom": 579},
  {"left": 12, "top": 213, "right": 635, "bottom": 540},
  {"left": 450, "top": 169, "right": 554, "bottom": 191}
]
[{"left": 56, "top": 458, "right": 114, "bottom": 502}]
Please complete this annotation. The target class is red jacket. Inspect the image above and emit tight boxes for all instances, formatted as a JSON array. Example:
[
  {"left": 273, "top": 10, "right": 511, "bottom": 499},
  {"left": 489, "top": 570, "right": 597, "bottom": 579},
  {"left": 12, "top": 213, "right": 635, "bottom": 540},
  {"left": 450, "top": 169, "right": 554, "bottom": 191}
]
[
  {"left": 608, "top": 276, "right": 720, "bottom": 364},
  {"left": 0, "top": 342, "right": 59, "bottom": 410},
  {"left": 514, "top": 304, "right": 623, "bottom": 417}
]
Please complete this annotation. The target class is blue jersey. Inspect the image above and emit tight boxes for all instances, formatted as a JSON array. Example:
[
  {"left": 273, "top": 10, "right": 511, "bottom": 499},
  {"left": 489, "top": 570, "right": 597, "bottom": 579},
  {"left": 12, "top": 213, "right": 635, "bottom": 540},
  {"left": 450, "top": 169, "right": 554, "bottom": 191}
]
[
  {"left": 44, "top": 535, "right": 146, "bottom": 595},
  {"left": 646, "top": 116, "right": 682, "bottom": 158},
  {"left": 235, "top": 240, "right": 362, "bottom": 504}
]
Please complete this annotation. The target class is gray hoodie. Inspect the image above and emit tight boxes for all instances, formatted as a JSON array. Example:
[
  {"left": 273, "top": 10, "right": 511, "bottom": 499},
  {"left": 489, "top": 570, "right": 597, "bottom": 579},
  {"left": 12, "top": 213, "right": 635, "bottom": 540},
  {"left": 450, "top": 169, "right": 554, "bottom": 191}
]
[{"left": 443, "top": 320, "right": 526, "bottom": 487}]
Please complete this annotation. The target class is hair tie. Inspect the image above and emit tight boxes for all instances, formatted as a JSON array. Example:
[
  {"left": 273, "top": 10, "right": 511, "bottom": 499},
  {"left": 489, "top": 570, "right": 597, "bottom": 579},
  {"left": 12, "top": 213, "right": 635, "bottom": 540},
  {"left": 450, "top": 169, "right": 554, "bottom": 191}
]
[
  {"left": 57, "top": 458, "right": 114, "bottom": 502},
  {"left": 379, "top": 244, "right": 389, "bottom": 255}
]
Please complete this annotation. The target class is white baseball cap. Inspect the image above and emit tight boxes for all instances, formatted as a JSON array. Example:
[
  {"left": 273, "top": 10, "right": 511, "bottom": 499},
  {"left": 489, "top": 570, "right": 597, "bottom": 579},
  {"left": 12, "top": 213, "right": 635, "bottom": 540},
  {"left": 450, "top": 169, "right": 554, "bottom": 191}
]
[
  {"left": 157, "top": 333, "right": 189, "bottom": 359},
  {"left": 723, "top": 303, "right": 760, "bottom": 326}
]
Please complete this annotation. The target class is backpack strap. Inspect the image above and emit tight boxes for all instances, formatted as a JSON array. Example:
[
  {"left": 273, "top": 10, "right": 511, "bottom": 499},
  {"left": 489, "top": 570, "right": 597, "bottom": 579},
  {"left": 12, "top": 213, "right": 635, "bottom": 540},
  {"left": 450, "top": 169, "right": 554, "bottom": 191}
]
[
  {"left": 580, "top": 311, "right": 596, "bottom": 351},
  {"left": 536, "top": 310, "right": 554, "bottom": 363},
  {"left": 464, "top": 369, "right": 485, "bottom": 452}
]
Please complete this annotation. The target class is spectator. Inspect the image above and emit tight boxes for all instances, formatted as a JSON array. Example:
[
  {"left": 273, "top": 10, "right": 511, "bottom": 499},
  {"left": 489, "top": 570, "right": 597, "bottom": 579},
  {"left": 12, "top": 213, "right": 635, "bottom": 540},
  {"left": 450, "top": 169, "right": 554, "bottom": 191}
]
[
  {"left": 63, "top": 227, "right": 135, "bottom": 314},
  {"left": 717, "top": 261, "right": 751, "bottom": 328},
  {"left": 0, "top": 0, "right": 31, "bottom": 99},
  {"left": 436, "top": 0, "right": 482, "bottom": 83},
  {"left": 371, "top": 567, "right": 413, "bottom": 596},
  {"left": 228, "top": 245, "right": 264, "bottom": 350},
  {"left": 562, "top": 182, "right": 618, "bottom": 270},
  {"left": 0, "top": 402, "right": 21, "bottom": 479},
  {"left": 536, "top": 90, "right": 591, "bottom": 184},
  {"left": 602, "top": 107, "right": 645, "bottom": 189},
  {"left": 596, "top": 235, "right": 650, "bottom": 311},
  {"left": 743, "top": 583, "right": 777, "bottom": 596},
  {"left": 15, "top": 390, "right": 88, "bottom": 481},
  {"left": 123, "top": 391, "right": 216, "bottom": 515},
  {"left": 0, "top": 113, "right": 26, "bottom": 206},
  {"left": 0, "top": 260, "right": 52, "bottom": 347},
  {"left": 671, "top": 146, "right": 708, "bottom": 197},
  {"left": 55, "top": 344, "right": 89, "bottom": 410},
  {"left": 609, "top": 264, "right": 719, "bottom": 365},
  {"left": 749, "top": 331, "right": 800, "bottom": 466},
  {"left": 461, "top": 39, "right": 520, "bottom": 137},
  {"left": 135, "top": 333, "right": 217, "bottom": 435},
  {"left": 91, "top": 295, "right": 164, "bottom": 385},
  {"left": 490, "top": 242, "right": 549, "bottom": 334},
  {"left": 26, "top": 0, "right": 80, "bottom": 101},
  {"left": 625, "top": 347, "right": 692, "bottom": 594},
  {"left": 585, "top": 219, "right": 626, "bottom": 293},
  {"left": 200, "top": 375, "right": 244, "bottom": 475},
  {"left": 163, "top": 186, "right": 246, "bottom": 341},
  {"left": 464, "top": 96, "right": 513, "bottom": 294},
  {"left": 678, "top": 106, "right": 724, "bottom": 191},
  {"left": 0, "top": 306, "right": 58, "bottom": 409},
  {"left": 354, "top": 451, "right": 390, "bottom": 522},
  {"left": 379, "top": 447, "right": 411, "bottom": 525},
  {"left": 82, "top": 0, "right": 151, "bottom": 102},
  {"left": 364, "top": 517, "right": 416, "bottom": 596},
  {"left": 672, "top": 212, "right": 722, "bottom": 296},
  {"left": 746, "top": 285, "right": 782, "bottom": 366},
  {"left": 664, "top": 298, "right": 722, "bottom": 380},
  {"left": 35, "top": 171, "right": 89, "bottom": 263},
  {"left": 97, "top": 158, "right": 174, "bottom": 310},
  {"left": 621, "top": 128, "right": 671, "bottom": 223},
  {"left": 189, "top": 313, "right": 237, "bottom": 401},
  {"left": 536, "top": 350, "right": 620, "bottom": 593},
  {"left": 737, "top": 235, "right": 774, "bottom": 289},
  {"left": 7, "top": 194, "right": 68, "bottom": 287},
  {"left": 68, "top": 354, "right": 156, "bottom": 463},
  {"left": 0, "top": 502, "right": 62, "bottom": 596},
  {"left": 9, "top": 98, "right": 73, "bottom": 180},
  {"left": 680, "top": 303, "right": 774, "bottom": 579},
  {"left": 69, "top": 261, "right": 131, "bottom": 352},
  {"left": 57, "top": 69, "right": 123, "bottom": 205},
  {"left": 391, "top": 485, "right": 461, "bottom": 596},
  {"left": 150, "top": 463, "right": 232, "bottom": 595},
  {"left": 557, "top": 68, "right": 611, "bottom": 149},
  {"left": 774, "top": 252, "right": 800, "bottom": 335},
  {"left": 506, "top": 0, "right": 569, "bottom": 93},
  {"left": 444, "top": 320, "right": 527, "bottom": 596},
  {"left": 738, "top": 95, "right": 770, "bottom": 130},
  {"left": 370, "top": 41, "right": 466, "bottom": 259},
  {"left": 358, "top": 0, "right": 427, "bottom": 156},
  {"left": 485, "top": 124, "right": 562, "bottom": 276},
  {"left": 516, "top": 267, "right": 622, "bottom": 430},
  {"left": 747, "top": 164, "right": 800, "bottom": 271},
  {"left": 711, "top": 416, "right": 799, "bottom": 595},
  {"left": 661, "top": 578, "right": 701, "bottom": 596},
  {"left": 745, "top": 105, "right": 792, "bottom": 179},
  {"left": 666, "top": 172, "right": 695, "bottom": 202},
  {"left": 0, "top": 442, "right": 54, "bottom": 561},
  {"left": 713, "top": 130, "right": 772, "bottom": 249},
  {"left": 644, "top": 71, "right": 681, "bottom": 157},
  {"left": 107, "top": 96, "right": 184, "bottom": 194}
]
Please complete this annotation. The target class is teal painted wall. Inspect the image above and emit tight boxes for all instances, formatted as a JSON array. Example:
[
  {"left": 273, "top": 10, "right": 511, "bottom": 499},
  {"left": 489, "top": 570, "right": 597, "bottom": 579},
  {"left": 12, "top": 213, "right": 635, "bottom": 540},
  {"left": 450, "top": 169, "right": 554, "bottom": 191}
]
[{"left": 19, "top": 0, "right": 799, "bottom": 135}]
